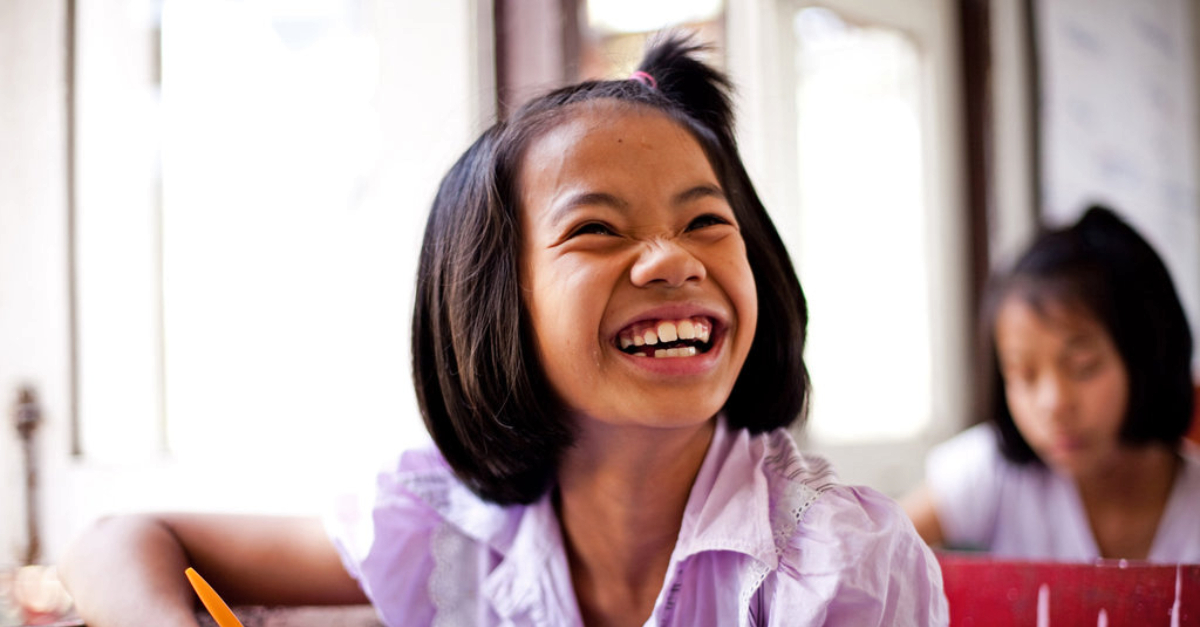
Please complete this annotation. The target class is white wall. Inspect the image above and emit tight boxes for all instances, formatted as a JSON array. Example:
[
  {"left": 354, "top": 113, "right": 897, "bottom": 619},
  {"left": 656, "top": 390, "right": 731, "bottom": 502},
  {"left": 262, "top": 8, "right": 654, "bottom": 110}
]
[{"left": 0, "top": 0, "right": 72, "bottom": 567}]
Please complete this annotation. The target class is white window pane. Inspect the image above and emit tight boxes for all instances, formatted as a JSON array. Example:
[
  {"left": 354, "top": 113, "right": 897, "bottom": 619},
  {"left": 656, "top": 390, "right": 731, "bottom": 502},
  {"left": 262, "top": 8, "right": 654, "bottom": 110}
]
[{"left": 793, "top": 7, "right": 933, "bottom": 442}]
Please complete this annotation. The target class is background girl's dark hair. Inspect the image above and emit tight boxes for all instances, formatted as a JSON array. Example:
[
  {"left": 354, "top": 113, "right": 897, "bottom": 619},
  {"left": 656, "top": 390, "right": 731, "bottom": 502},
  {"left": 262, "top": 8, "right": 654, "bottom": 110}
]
[
  {"left": 981, "top": 204, "right": 1194, "bottom": 463},
  {"left": 412, "top": 33, "right": 810, "bottom": 504}
]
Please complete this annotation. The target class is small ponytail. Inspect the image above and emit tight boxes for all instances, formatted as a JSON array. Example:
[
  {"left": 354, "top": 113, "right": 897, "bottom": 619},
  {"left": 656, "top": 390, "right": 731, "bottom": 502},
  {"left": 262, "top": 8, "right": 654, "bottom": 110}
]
[{"left": 635, "top": 33, "right": 737, "bottom": 150}]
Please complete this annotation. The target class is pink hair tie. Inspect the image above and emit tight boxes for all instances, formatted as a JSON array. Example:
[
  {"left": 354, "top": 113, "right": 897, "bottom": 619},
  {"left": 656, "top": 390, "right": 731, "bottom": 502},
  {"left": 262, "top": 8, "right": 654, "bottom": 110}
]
[{"left": 630, "top": 70, "right": 657, "bottom": 89}]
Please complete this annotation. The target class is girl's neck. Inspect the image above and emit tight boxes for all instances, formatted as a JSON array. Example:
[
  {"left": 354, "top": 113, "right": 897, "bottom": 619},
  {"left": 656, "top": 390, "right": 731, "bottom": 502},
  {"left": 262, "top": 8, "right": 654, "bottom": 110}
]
[
  {"left": 555, "top": 418, "right": 715, "bottom": 626},
  {"left": 1075, "top": 443, "right": 1180, "bottom": 559},
  {"left": 1075, "top": 442, "right": 1178, "bottom": 498}
]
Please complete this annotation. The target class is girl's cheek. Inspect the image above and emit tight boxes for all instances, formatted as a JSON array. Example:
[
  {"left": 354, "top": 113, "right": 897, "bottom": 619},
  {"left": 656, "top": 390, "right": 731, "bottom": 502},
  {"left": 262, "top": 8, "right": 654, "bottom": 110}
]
[
  {"left": 1003, "top": 377, "right": 1029, "bottom": 407},
  {"left": 1005, "top": 387, "right": 1038, "bottom": 428}
]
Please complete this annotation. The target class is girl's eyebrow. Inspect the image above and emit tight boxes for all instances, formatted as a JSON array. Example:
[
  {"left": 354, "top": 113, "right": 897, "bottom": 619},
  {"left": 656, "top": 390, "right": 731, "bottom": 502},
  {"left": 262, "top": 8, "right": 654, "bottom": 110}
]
[
  {"left": 676, "top": 183, "right": 726, "bottom": 204},
  {"left": 548, "top": 184, "right": 726, "bottom": 227}
]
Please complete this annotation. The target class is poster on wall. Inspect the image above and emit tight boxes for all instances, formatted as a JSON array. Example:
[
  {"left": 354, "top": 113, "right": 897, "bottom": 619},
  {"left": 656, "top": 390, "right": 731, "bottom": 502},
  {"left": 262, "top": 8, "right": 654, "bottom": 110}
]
[{"left": 1034, "top": 0, "right": 1200, "bottom": 366}]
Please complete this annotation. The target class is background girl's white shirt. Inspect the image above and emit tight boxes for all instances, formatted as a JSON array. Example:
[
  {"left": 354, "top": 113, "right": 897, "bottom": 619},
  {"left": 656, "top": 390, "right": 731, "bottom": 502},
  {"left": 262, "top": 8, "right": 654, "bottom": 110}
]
[{"left": 928, "top": 424, "right": 1200, "bottom": 562}]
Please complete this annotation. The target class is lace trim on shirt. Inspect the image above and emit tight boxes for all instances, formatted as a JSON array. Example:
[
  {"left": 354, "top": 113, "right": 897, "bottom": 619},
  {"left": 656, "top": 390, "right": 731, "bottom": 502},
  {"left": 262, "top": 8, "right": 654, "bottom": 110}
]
[
  {"left": 738, "top": 431, "right": 839, "bottom": 626},
  {"left": 429, "top": 521, "right": 478, "bottom": 627}
]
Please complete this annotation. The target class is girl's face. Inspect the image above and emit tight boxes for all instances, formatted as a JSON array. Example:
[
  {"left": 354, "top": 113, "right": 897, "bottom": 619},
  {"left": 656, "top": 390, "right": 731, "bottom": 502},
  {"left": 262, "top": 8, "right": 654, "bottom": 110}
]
[
  {"left": 518, "top": 102, "right": 757, "bottom": 430},
  {"left": 994, "top": 293, "right": 1130, "bottom": 478}
]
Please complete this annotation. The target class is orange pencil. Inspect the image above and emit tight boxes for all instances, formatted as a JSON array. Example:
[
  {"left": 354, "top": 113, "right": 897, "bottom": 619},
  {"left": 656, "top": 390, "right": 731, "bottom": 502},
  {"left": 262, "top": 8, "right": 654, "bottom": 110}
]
[{"left": 184, "top": 567, "right": 245, "bottom": 627}]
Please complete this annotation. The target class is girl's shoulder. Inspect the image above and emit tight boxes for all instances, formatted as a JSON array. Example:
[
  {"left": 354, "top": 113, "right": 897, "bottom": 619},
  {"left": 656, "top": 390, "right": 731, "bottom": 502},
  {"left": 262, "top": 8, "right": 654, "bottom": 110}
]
[
  {"left": 326, "top": 444, "right": 530, "bottom": 624},
  {"left": 377, "top": 445, "right": 459, "bottom": 499},
  {"left": 748, "top": 430, "right": 948, "bottom": 624},
  {"left": 743, "top": 428, "right": 934, "bottom": 569},
  {"left": 930, "top": 423, "right": 1003, "bottom": 466},
  {"left": 767, "top": 487, "right": 948, "bottom": 624},
  {"left": 926, "top": 424, "right": 1050, "bottom": 498},
  {"left": 744, "top": 428, "right": 919, "bottom": 546},
  {"left": 329, "top": 444, "right": 520, "bottom": 559},
  {"left": 1169, "top": 446, "right": 1200, "bottom": 510},
  {"left": 758, "top": 428, "right": 841, "bottom": 499},
  {"left": 374, "top": 445, "right": 517, "bottom": 536}
]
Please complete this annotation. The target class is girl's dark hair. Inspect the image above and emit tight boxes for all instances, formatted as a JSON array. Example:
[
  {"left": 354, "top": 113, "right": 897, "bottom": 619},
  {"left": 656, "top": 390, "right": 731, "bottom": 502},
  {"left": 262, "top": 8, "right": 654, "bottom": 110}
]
[
  {"left": 412, "top": 33, "right": 810, "bottom": 504},
  {"left": 982, "top": 205, "right": 1194, "bottom": 463}
]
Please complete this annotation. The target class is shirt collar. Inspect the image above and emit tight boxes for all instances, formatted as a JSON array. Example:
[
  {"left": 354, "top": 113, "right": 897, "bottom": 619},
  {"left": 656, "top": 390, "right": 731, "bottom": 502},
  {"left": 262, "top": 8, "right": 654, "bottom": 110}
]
[
  {"left": 406, "top": 418, "right": 786, "bottom": 566},
  {"left": 481, "top": 495, "right": 578, "bottom": 622},
  {"left": 672, "top": 416, "right": 782, "bottom": 568},
  {"left": 402, "top": 417, "right": 828, "bottom": 619}
]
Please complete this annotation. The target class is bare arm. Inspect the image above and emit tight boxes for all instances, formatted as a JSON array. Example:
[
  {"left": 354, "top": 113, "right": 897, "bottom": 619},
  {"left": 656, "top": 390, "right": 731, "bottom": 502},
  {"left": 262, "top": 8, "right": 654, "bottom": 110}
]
[
  {"left": 899, "top": 482, "right": 946, "bottom": 548},
  {"left": 58, "top": 513, "right": 368, "bottom": 627}
]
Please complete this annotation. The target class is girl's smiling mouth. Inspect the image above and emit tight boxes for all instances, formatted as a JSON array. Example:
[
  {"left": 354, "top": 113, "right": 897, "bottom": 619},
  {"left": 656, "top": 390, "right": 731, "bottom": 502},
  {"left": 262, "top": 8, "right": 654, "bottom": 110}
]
[{"left": 615, "top": 316, "right": 716, "bottom": 358}]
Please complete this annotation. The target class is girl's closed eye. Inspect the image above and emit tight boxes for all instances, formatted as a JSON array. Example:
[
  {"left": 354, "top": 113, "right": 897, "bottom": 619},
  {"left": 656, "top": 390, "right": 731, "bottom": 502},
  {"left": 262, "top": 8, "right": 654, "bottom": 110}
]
[
  {"left": 687, "top": 213, "right": 733, "bottom": 231},
  {"left": 568, "top": 221, "right": 619, "bottom": 238},
  {"left": 1065, "top": 352, "right": 1104, "bottom": 380}
]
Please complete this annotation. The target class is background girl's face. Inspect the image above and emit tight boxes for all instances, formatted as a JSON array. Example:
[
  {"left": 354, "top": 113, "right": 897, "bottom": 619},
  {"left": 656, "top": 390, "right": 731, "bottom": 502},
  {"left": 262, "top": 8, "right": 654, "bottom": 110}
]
[
  {"left": 994, "top": 293, "right": 1130, "bottom": 478},
  {"left": 517, "top": 102, "right": 757, "bottom": 430}
]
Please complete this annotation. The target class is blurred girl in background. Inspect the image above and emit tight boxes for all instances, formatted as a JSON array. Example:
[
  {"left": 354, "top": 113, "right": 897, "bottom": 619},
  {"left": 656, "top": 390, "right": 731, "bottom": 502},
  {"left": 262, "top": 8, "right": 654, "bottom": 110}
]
[{"left": 905, "top": 205, "right": 1200, "bottom": 561}]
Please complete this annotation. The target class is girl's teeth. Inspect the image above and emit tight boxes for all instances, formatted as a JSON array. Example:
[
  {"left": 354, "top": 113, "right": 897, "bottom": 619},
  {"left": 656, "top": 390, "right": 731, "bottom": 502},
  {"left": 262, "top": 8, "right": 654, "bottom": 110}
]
[
  {"left": 652, "top": 347, "right": 696, "bottom": 358},
  {"left": 617, "top": 317, "right": 711, "bottom": 355}
]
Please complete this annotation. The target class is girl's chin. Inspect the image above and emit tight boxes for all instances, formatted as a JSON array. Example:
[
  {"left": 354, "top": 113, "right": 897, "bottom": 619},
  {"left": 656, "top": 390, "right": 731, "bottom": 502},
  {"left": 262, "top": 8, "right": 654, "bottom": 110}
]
[{"left": 1042, "top": 452, "right": 1104, "bottom": 480}]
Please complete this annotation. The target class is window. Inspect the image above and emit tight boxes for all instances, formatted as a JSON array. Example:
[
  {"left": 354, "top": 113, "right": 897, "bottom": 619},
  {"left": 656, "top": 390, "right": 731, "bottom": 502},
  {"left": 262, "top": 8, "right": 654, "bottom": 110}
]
[
  {"left": 70, "top": 0, "right": 489, "bottom": 515},
  {"left": 791, "top": 7, "right": 932, "bottom": 443},
  {"left": 581, "top": 0, "right": 726, "bottom": 78},
  {"left": 730, "top": 0, "right": 970, "bottom": 494}
]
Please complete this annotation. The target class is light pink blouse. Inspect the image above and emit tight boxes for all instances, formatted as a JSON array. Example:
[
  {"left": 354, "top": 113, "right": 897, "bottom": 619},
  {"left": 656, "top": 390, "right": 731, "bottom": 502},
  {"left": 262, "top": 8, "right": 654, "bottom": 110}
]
[{"left": 328, "top": 419, "right": 948, "bottom": 626}]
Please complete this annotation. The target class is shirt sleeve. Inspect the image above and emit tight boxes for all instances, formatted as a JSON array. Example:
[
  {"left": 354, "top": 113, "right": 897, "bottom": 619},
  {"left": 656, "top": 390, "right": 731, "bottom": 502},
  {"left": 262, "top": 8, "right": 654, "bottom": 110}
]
[
  {"left": 324, "top": 448, "right": 447, "bottom": 626},
  {"left": 768, "top": 485, "right": 949, "bottom": 626},
  {"left": 925, "top": 424, "right": 1003, "bottom": 550}
]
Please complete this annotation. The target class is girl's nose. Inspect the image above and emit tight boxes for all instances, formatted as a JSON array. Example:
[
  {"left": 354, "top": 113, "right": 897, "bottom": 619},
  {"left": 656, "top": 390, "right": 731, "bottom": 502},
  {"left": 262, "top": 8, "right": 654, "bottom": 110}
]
[
  {"left": 629, "top": 239, "right": 706, "bottom": 288},
  {"left": 1034, "top": 373, "right": 1074, "bottom": 423}
]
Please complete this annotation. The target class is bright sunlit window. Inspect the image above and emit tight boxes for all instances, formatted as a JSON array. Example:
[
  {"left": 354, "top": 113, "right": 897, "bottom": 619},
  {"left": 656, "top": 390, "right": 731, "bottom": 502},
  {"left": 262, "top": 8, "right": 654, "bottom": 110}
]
[
  {"left": 581, "top": 0, "right": 725, "bottom": 79},
  {"left": 791, "top": 7, "right": 933, "bottom": 443},
  {"left": 159, "top": 0, "right": 404, "bottom": 465},
  {"left": 72, "top": 0, "right": 481, "bottom": 516},
  {"left": 586, "top": 0, "right": 723, "bottom": 35}
]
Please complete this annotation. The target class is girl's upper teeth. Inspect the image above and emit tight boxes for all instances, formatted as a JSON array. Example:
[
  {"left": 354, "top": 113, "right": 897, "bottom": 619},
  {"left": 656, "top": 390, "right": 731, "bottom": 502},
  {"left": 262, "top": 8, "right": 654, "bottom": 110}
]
[{"left": 617, "top": 317, "right": 712, "bottom": 355}]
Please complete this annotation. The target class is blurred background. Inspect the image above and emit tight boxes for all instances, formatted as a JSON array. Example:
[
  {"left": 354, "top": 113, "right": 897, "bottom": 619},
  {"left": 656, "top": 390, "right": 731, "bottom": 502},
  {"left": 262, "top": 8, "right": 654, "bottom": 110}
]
[{"left": 1, "top": 0, "right": 1197, "bottom": 568}]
